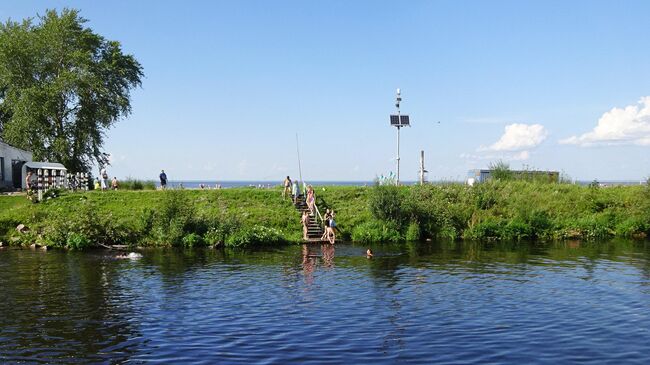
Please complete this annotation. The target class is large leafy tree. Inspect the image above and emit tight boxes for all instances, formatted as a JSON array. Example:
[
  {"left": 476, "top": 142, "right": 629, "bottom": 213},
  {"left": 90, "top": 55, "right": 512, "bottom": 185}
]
[{"left": 0, "top": 9, "right": 143, "bottom": 172}]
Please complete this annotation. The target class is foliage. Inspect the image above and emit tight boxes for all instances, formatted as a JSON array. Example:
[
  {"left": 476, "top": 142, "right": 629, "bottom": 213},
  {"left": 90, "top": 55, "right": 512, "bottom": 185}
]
[
  {"left": 405, "top": 222, "right": 420, "bottom": 241},
  {"left": 368, "top": 183, "right": 405, "bottom": 228},
  {"left": 181, "top": 233, "right": 204, "bottom": 248},
  {"left": 1, "top": 183, "right": 649, "bottom": 249},
  {"left": 351, "top": 220, "right": 403, "bottom": 243},
  {"left": 225, "top": 225, "right": 286, "bottom": 248},
  {"left": 488, "top": 160, "right": 514, "bottom": 181},
  {"left": 0, "top": 9, "right": 143, "bottom": 172},
  {"left": 120, "top": 178, "right": 156, "bottom": 190}
]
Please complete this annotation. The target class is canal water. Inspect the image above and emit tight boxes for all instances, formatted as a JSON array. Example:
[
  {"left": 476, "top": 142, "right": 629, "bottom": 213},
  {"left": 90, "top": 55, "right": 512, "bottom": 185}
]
[{"left": 1, "top": 240, "right": 650, "bottom": 364}]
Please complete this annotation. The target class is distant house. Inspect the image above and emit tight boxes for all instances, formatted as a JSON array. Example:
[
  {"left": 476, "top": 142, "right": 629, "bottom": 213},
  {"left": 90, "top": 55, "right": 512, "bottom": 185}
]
[
  {"left": 0, "top": 139, "right": 33, "bottom": 189},
  {"left": 467, "top": 169, "right": 559, "bottom": 185}
]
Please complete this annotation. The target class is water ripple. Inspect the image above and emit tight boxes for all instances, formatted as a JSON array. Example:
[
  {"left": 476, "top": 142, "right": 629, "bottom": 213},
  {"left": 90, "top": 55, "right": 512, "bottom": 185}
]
[{"left": 1, "top": 242, "right": 650, "bottom": 363}]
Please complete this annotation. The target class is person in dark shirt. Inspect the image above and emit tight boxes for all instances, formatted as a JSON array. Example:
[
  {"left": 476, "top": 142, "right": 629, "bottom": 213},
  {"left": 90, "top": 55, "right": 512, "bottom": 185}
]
[{"left": 159, "top": 170, "right": 168, "bottom": 189}]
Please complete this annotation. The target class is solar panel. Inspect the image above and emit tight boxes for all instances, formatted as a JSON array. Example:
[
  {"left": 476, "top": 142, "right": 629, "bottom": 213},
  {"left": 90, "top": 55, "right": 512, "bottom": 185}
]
[
  {"left": 390, "top": 115, "right": 400, "bottom": 125},
  {"left": 400, "top": 115, "right": 410, "bottom": 125}
]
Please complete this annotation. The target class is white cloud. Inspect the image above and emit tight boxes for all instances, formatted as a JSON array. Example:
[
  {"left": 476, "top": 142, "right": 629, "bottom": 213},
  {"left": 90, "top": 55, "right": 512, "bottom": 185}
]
[
  {"left": 482, "top": 123, "right": 548, "bottom": 152},
  {"left": 464, "top": 123, "right": 547, "bottom": 162},
  {"left": 560, "top": 97, "right": 650, "bottom": 146}
]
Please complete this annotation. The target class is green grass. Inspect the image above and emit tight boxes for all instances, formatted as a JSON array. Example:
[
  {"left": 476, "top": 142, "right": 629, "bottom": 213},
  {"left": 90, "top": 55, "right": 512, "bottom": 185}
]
[{"left": 1, "top": 181, "right": 649, "bottom": 249}]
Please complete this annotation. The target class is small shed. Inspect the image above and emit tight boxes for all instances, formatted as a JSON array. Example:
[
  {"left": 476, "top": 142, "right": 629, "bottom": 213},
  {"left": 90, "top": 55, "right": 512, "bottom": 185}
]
[
  {"left": 0, "top": 139, "right": 33, "bottom": 189},
  {"left": 23, "top": 162, "right": 68, "bottom": 190}
]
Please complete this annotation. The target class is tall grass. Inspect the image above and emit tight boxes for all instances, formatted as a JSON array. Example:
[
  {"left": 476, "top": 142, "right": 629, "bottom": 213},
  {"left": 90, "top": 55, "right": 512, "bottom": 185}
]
[
  {"left": 355, "top": 180, "right": 650, "bottom": 242},
  {"left": 120, "top": 177, "right": 156, "bottom": 190}
]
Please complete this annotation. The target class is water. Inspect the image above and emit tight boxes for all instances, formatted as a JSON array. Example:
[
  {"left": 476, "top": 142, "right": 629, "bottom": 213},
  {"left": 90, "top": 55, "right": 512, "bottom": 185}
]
[
  {"left": 1, "top": 240, "right": 650, "bottom": 364},
  {"left": 168, "top": 180, "right": 376, "bottom": 189}
]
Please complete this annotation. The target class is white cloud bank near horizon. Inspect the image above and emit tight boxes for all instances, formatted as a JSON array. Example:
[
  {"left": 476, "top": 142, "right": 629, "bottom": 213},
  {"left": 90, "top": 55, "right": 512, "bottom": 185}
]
[{"left": 561, "top": 96, "right": 650, "bottom": 146}]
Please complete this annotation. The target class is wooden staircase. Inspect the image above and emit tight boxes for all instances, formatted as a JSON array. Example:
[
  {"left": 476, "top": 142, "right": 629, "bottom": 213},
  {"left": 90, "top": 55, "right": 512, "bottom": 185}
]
[{"left": 294, "top": 194, "right": 325, "bottom": 242}]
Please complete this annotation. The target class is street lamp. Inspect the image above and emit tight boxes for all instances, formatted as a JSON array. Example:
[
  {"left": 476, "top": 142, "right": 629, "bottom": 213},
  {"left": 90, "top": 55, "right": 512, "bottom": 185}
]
[{"left": 390, "top": 88, "right": 410, "bottom": 185}]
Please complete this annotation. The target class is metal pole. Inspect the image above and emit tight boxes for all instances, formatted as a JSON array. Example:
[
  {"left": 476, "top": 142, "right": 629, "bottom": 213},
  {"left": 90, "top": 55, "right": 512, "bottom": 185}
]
[
  {"left": 419, "top": 150, "right": 424, "bottom": 185},
  {"left": 396, "top": 126, "right": 400, "bottom": 186},
  {"left": 396, "top": 91, "right": 401, "bottom": 186},
  {"left": 296, "top": 133, "right": 303, "bottom": 186}
]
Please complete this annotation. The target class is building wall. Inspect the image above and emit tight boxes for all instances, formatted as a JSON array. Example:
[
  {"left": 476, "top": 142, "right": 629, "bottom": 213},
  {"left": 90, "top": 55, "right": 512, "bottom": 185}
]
[{"left": 0, "top": 141, "right": 33, "bottom": 188}]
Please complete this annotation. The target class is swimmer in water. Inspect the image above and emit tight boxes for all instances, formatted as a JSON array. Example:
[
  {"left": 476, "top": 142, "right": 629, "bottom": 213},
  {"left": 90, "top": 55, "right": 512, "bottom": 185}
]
[
  {"left": 116, "top": 252, "right": 142, "bottom": 259},
  {"left": 366, "top": 248, "right": 373, "bottom": 258}
]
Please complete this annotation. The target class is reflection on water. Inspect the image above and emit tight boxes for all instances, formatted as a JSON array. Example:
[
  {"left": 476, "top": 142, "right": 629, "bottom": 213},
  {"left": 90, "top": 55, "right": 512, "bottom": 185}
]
[{"left": 1, "top": 240, "right": 650, "bottom": 363}]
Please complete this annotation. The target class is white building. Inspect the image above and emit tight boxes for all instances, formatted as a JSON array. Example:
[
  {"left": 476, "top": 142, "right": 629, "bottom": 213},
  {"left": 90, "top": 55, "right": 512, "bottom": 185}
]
[{"left": 0, "top": 139, "right": 33, "bottom": 189}]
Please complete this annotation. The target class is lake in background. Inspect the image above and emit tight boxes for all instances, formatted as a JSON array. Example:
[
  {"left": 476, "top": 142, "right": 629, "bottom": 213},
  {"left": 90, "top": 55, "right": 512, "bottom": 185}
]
[
  {"left": 165, "top": 180, "right": 645, "bottom": 189},
  {"left": 2, "top": 240, "right": 650, "bottom": 364}
]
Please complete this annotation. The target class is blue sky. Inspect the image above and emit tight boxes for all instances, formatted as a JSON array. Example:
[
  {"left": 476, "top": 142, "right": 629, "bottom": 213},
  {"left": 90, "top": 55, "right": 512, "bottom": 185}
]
[{"left": 3, "top": 1, "right": 650, "bottom": 181}]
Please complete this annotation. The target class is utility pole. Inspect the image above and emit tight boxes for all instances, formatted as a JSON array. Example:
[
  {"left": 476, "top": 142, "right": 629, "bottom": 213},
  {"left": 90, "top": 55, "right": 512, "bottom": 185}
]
[
  {"left": 390, "top": 89, "right": 410, "bottom": 186},
  {"left": 419, "top": 150, "right": 428, "bottom": 185}
]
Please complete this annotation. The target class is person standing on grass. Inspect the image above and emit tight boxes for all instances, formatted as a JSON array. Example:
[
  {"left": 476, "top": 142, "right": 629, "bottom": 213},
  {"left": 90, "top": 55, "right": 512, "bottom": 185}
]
[
  {"left": 100, "top": 167, "right": 108, "bottom": 191},
  {"left": 292, "top": 180, "right": 301, "bottom": 204},
  {"left": 111, "top": 177, "right": 119, "bottom": 190},
  {"left": 159, "top": 170, "right": 168, "bottom": 189},
  {"left": 283, "top": 176, "right": 292, "bottom": 199},
  {"left": 25, "top": 171, "right": 33, "bottom": 197}
]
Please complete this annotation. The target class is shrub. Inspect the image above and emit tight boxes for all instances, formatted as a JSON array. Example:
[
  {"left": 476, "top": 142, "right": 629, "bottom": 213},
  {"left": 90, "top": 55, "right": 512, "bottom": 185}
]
[
  {"left": 489, "top": 160, "right": 514, "bottom": 181},
  {"left": 121, "top": 178, "right": 157, "bottom": 190},
  {"left": 368, "top": 183, "right": 405, "bottom": 228},
  {"left": 225, "top": 225, "right": 286, "bottom": 248},
  {"left": 351, "top": 220, "right": 403, "bottom": 243},
  {"left": 405, "top": 222, "right": 420, "bottom": 241},
  {"left": 66, "top": 232, "right": 91, "bottom": 250},
  {"left": 182, "top": 233, "right": 204, "bottom": 248}
]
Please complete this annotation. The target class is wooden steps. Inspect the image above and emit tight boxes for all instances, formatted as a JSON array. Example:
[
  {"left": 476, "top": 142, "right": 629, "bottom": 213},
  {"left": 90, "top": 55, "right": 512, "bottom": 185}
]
[{"left": 294, "top": 194, "right": 326, "bottom": 242}]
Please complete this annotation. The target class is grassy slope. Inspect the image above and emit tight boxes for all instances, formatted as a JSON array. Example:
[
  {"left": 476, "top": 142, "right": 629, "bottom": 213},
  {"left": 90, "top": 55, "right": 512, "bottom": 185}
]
[
  {"left": 0, "top": 187, "right": 368, "bottom": 245},
  {"left": 1, "top": 182, "right": 648, "bottom": 247}
]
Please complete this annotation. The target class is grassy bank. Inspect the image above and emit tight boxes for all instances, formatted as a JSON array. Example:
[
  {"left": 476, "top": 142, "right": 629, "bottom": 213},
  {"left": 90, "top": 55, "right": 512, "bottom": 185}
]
[
  {"left": 0, "top": 187, "right": 368, "bottom": 249},
  {"left": 1, "top": 181, "right": 649, "bottom": 249},
  {"left": 355, "top": 180, "right": 650, "bottom": 242}
]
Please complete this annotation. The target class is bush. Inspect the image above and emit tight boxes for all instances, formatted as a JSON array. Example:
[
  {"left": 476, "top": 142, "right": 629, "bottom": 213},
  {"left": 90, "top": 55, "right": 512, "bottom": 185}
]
[
  {"left": 148, "top": 190, "right": 198, "bottom": 246},
  {"left": 464, "top": 218, "right": 505, "bottom": 240},
  {"left": 66, "top": 232, "right": 91, "bottom": 250},
  {"left": 615, "top": 218, "right": 648, "bottom": 237},
  {"left": 121, "top": 178, "right": 156, "bottom": 190},
  {"left": 368, "top": 183, "right": 405, "bottom": 228},
  {"left": 405, "top": 222, "right": 420, "bottom": 241},
  {"left": 182, "top": 233, "right": 204, "bottom": 248},
  {"left": 225, "top": 225, "right": 286, "bottom": 248},
  {"left": 489, "top": 160, "right": 514, "bottom": 181},
  {"left": 351, "top": 220, "right": 403, "bottom": 243},
  {"left": 203, "top": 216, "right": 240, "bottom": 246}
]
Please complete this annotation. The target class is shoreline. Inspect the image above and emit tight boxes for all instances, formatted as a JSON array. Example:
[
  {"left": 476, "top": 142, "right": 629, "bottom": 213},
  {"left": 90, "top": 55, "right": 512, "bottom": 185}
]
[{"left": 1, "top": 182, "right": 649, "bottom": 250}]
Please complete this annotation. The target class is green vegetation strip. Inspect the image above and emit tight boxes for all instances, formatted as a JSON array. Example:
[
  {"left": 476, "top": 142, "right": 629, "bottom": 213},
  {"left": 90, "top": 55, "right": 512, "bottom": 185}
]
[{"left": 1, "top": 182, "right": 649, "bottom": 250}]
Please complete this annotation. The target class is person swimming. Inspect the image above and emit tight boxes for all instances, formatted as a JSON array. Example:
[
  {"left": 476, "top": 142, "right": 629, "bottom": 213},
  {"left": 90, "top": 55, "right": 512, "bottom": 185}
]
[
  {"left": 366, "top": 248, "right": 373, "bottom": 258},
  {"left": 116, "top": 252, "right": 142, "bottom": 259}
]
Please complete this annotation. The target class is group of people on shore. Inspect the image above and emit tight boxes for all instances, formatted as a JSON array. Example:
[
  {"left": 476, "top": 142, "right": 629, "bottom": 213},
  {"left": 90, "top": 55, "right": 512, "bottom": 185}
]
[
  {"left": 95, "top": 167, "right": 119, "bottom": 191},
  {"left": 287, "top": 176, "right": 338, "bottom": 244}
]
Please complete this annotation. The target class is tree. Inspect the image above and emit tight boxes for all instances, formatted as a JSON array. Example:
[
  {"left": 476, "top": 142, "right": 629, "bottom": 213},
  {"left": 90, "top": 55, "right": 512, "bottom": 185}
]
[{"left": 0, "top": 9, "right": 143, "bottom": 172}]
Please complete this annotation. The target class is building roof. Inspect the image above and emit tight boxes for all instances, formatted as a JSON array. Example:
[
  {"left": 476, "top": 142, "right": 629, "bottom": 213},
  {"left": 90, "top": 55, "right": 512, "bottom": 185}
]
[
  {"left": 0, "top": 139, "right": 33, "bottom": 155},
  {"left": 25, "top": 162, "right": 67, "bottom": 170}
]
